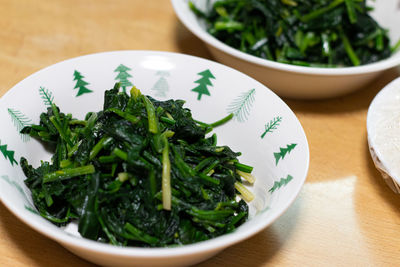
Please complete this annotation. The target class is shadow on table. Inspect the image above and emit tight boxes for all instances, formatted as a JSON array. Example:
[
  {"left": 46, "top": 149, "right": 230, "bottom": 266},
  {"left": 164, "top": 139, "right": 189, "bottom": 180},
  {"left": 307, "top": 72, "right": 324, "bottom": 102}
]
[
  {"left": 173, "top": 18, "right": 213, "bottom": 61},
  {"left": 0, "top": 203, "right": 93, "bottom": 266},
  {"left": 363, "top": 134, "right": 400, "bottom": 212},
  {"left": 350, "top": 135, "right": 400, "bottom": 259}
]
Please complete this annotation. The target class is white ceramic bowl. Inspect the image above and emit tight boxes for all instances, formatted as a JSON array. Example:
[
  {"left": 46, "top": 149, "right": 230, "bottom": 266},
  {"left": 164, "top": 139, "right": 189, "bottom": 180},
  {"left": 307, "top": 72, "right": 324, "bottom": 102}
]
[
  {"left": 171, "top": 0, "right": 400, "bottom": 99},
  {"left": 367, "top": 76, "right": 400, "bottom": 193},
  {"left": 0, "top": 51, "right": 309, "bottom": 266}
]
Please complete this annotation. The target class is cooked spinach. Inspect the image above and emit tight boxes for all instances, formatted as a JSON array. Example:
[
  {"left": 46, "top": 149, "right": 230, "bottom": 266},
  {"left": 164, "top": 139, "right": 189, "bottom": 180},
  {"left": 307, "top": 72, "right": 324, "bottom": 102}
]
[
  {"left": 190, "top": 0, "right": 396, "bottom": 67},
  {"left": 20, "top": 83, "right": 255, "bottom": 247}
]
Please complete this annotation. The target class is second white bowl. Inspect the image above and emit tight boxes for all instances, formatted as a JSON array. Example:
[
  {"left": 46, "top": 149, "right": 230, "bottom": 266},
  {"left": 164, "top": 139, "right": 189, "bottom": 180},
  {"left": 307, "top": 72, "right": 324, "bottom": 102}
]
[{"left": 171, "top": 0, "right": 400, "bottom": 99}]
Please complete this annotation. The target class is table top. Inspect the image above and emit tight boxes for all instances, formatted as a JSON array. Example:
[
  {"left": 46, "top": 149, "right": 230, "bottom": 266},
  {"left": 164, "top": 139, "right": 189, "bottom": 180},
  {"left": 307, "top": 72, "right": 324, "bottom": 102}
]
[{"left": 1, "top": 1, "right": 400, "bottom": 266}]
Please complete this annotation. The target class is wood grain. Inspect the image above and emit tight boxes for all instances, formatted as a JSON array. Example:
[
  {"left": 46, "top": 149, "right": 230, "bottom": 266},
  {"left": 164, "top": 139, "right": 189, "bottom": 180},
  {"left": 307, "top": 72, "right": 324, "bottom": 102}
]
[{"left": 1, "top": 0, "right": 400, "bottom": 266}]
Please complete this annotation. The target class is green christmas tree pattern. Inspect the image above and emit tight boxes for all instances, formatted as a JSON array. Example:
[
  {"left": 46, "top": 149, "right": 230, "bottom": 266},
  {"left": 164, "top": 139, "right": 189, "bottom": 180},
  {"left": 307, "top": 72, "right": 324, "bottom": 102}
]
[
  {"left": 261, "top": 116, "right": 282, "bottom": 138},
  {"left": 25, "top": 206, "right": 39, "bottom": 214},
  {"left": 39, "top": 86, "right": 54, "bottom": 107},
  {"left": 8, "top": 108, "right": 32, "bottom": 142},
  {"left": 0, "top": 140, "right": 18, "bottom": 166},
  {"left": 226, "top": 88, "right": 256, "bottom": 122},
  {"left": 73, "top": 70, "right": 93, "bottom": 96},
  {"left": 269, "top": 175, "right": 293, "bottom": 193},
  {"left": 151, "top": 71, "right": 170, "bottom": 97},
  {"left": 274, "top": 143, "right": 297, "bottom": 165},
  {"left": 191, "top": 69, "right": 215, "bottom": 100},
  {"left": 114, "top": 64, "right": 133, "bottom": 93},
  {"left": 1, "top": 175, "right": 25, "bottom": 199},
  {"left": 1, "top": 175, "right": 37, "bottom": 213}
]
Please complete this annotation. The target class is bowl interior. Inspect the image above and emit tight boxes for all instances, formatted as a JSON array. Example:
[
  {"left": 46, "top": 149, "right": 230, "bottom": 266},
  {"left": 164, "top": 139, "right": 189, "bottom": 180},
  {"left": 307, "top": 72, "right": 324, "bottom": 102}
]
[{"left": 0, "top": 51, "right": 309, "bottom": 257}]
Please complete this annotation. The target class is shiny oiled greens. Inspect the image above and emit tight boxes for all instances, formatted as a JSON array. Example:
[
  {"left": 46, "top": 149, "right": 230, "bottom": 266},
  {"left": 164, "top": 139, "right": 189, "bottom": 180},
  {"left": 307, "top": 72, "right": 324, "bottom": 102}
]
[
  {"left": 190, "top": 0, "right": 397, "bottom": 67},
  {"left": 20, "top": 83, "right": 252, "bottom": 247}
]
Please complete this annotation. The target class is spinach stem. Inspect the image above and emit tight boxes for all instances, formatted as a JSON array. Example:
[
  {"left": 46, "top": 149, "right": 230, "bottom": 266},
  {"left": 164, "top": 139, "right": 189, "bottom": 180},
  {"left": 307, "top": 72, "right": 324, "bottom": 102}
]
[
  {"left": 124, "top": 222, "right": 159, "bottom": 244},
  {"left": 113, "top": 148, "right": 128, "bottom": 161},
  {"left": 194, "top": 157, "right": 215, "bottom": 172},
  {"left": 339, "top": 27, "right": 360, "bottom": 66},
  {"left": 107, "top": 108, "right": 140, "bottom": 125},
  {"left": 98, "top": 154, "right": 118, "bottom": 163},
  {"left": 234, "top": 162, "right": 254, "bottom": 173},
  {"left": 143, "top": 96, "right": 159, "bottom": 134},
  {"left": 160, "top": 116, "right": 176, "bottom": 125},
  {"left": 43, "top": 164, "right": 95, "bottom": 183},
  {"left": 210, "top": 113, "right": 234, "bottom": 128},
  {"left": 49, "top": 116, "right": 73, "bottom": 147},
  {"left": 344, "top": 0, "right": 357, "bottom": 24},
  {"left": 234, "top": 182, "right": 254, "bottom": 202},
  {"left": 162, "top": 137, "right": 172, "bottom": 210},
  {"left": 392, "top": 38, "right": 400, "bottom": 52},
  {"left": 201, "top": 159, "right": 220, "bottom": 175},
  {"left": 89, "top": 136, "right": 112, "bottom": 160},
  {"left": 302, "top": 0, "right": 345, "bottom": 22}
]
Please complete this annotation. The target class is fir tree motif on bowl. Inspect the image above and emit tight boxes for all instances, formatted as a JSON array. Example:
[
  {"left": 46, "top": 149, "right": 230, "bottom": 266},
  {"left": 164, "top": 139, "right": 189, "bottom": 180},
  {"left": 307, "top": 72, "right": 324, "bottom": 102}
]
[
  {"left": 227, "top": 88, "right": 256, "bottom": 122},
  {"left": 151, "top": 71, "right": 170, "bottom": 97},
  {"left": 114, "top": 64, "right": 133, "bottom": 93},
  {"left": 7, "top": 108, "right": 31, "bottom": 142},
  {"left": 73, "top": 70, "right": 92, "bottom": 96},
  {"left": 191, "top": 69, "right": 215, "bottom": 100}
]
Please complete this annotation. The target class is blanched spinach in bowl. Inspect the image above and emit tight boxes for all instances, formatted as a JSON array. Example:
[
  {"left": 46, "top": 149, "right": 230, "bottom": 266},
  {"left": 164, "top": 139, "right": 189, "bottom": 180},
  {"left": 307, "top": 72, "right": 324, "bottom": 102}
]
[
  {"left": 190, "top": 0, "right": 399, "bottom": 67},
  {"left": 20, "top": 83, "right": 255, "bottom": 247}
]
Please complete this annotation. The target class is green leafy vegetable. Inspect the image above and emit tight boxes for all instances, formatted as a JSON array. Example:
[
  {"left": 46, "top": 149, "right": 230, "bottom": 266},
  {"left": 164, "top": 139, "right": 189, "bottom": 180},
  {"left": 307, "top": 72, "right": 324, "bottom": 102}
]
[
  {"left": 20, "top": 83, "right": 254, "bottom": 247},
  {"left": 190, "top": 0, "right": 395, "bottom": 67}
]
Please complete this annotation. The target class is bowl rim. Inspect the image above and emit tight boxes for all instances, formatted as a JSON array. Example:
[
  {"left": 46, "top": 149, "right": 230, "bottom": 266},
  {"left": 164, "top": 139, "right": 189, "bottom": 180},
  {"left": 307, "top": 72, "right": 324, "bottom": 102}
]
[
  {"left": 171, "top": 0, "right": 400, "bottom": 76},
  {"left": 366, "top": 76, "right": 400, "bottom": 185},
  {"left": 0, "top": 50, "right": 310, "bottom": 259}
]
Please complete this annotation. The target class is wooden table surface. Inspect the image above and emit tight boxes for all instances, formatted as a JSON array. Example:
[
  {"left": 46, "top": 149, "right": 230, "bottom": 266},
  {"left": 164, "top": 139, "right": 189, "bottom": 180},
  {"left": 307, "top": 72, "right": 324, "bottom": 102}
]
[{"left": 1, "top": 1, "right": 400, "bottom": 266}]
